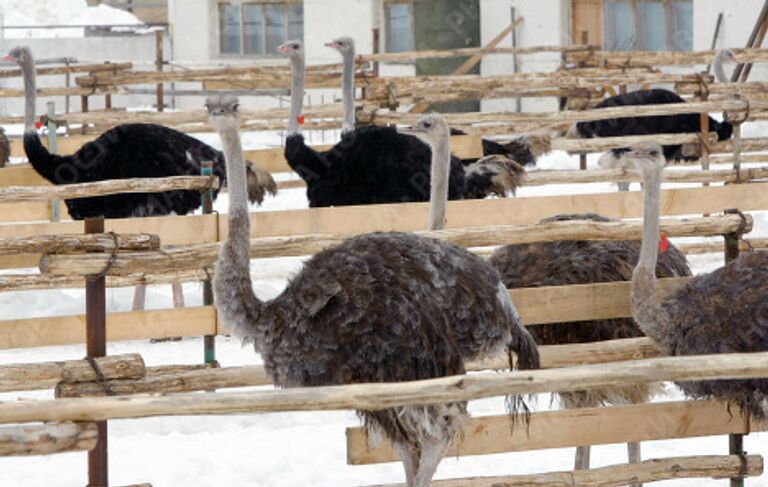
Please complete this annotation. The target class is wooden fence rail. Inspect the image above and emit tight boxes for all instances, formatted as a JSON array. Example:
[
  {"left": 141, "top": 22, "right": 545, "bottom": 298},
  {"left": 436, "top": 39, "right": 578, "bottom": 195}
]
[
  {"left": 364, "top": 455, "right": 764, "bottom": 487},
  {"left": 34, "top": 214, "right": 750, "bottom": 277},
  {"left": 0, "top": 233, "right": 159, "bottom": 255},
  {"left": 3, "top": 352, "right": 768, "bottom": 424},
  {"left": 0, "top": 422, "right": 98, "bottom": 457},
  {"left": 0, "top": 176, "right": 219, "bottom": 203}
]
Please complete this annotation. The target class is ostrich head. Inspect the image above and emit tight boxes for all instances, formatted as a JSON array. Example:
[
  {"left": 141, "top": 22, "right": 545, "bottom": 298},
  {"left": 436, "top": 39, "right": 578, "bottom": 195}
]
[
  {"left": 625, "top": 142, "right": 666, "bottom": 177},
  {"left": 3, "top": 46, "right": 31, "bottom": 65},
  {"left": 277, "top": 39, "right": 303, "bottom": 59},
  {"left": 205, "top": 94, "right": 240, "bottom": 134},
  {"left": 397, "top": 113, "right": 450, "bottom": 147},
  {"left": 325, "top": 36, "right": 355, "bottom": 55}
]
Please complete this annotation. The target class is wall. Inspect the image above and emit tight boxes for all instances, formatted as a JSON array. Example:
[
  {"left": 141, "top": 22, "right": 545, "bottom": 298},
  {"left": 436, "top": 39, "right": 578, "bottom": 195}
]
[
  {"left": 693, "top": 0, "right": 767, "bottom": 81},
  {"left": 0, "top": 33, "right": 169, "bottom": 118}
]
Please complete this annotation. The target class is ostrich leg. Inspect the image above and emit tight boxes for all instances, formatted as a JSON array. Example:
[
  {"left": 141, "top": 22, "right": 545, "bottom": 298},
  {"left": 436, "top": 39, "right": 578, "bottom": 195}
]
[
  {"left": 393, "top": 442, "right": 419, "bottom": 487},
  {"left": 575, "top": 445, "right": 590, "bottom": 470},
  {"left": 628, "top": 441, "right": 642, "bottom": 486},
  {"left": 412, "top": 435, "right": 450, "bottom": 487}
]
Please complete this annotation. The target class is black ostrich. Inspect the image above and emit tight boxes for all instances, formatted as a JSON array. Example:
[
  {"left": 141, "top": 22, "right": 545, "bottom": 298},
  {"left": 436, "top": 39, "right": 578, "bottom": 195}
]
[
  {"left": 6, "top": 46, "right": 276, "bottom": 220},
  {"left": 210, "top": 95, "right": 539, "bottom": 486},
  {"left": 0, "top": 127, "right": 9, "bottom": 168},
  {"left": 568, "top": 50, "right": 736, "bottom": 189},
  {"left": 280, "top": 39, "right": 525, "bottom": 208}
]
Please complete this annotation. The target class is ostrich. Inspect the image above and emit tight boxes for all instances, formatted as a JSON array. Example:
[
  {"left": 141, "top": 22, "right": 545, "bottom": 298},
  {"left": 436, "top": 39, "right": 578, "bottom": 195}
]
[
  {"left": 5, "top": 46, "right": 276, "bottom": 220},
  {"left": 489, "top": 213, "right": 691, "bottom": 477},
  {"left": 281, "top": 39, "right": 524, "bottom": 207},
  {"left": 568, "top": 49, "right": 736, "bottom": 190},
  {"left": 629, "top": 141, "right": 768, "bottom": 419},
  {"left": 0, "top": 127, "right": 9, "bottom": 168},
  {"left": 209, "top": 94, "right": 539, "bottom": 486}
]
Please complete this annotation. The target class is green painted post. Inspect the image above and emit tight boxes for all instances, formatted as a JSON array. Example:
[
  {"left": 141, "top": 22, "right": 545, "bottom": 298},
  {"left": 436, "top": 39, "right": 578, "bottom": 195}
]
[{"left": 201, "top": 161, "right": 216, "bottom": 366}]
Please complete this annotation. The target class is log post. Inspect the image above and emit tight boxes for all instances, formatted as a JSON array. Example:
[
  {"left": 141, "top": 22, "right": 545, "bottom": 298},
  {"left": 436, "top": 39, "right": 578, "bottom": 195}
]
[
  {"left": 156, "top": 30, "right": 164, "bottom": 112},
  {"left": 85, "top": 216, "right": 108, "bottom": 487},
  {"left": 724, "top": 208, "right": 746, "bottom": 487},
  {"left": 80, "top": 95, "right": 89, "bottom": 135},
  {"left": 201, "top": 161, "right": 216, "bottom": 367}
]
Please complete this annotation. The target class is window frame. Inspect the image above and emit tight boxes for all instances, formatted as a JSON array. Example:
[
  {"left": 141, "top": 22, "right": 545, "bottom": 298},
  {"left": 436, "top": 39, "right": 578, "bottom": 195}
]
[
  {"left": 217, "top": 0, "right": 303, "bottom": 58},
  {"left": 383, "top": 0, "right": 415, "bottom": 56},
  {"left": 601, "top": 0, "right": 692, "bottom": 52}
]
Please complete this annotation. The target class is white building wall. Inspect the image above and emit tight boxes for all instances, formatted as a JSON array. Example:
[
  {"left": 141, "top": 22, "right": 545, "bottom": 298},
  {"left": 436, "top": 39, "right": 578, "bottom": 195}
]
[
  {"left": 0, "top": 34, "right": 168, "bottom": 117},
  {"left": 693, "top": 0, "right": 767, "bottom": 81}
]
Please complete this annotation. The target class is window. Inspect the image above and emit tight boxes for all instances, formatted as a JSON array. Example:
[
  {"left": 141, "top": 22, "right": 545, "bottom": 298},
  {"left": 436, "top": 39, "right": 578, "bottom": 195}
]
[
  {"left": 385, "top": 2, "right": 414, "bottom": 53},
  {"left": 218, "top": 2, "right": 303, "bottom": 56},
  {"left": 603, "top": 0, "right": 692, "bottom": 51}
]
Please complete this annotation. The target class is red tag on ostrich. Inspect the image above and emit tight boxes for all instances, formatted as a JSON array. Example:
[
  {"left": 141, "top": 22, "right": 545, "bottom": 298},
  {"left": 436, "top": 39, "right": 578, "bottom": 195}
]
[
  {"left": 35, "top": 121, "right": 43, "bottom": 129},
  {"left": 658, "top": 233, "right": 669, "bottom": 253},
  {"left": 297, "top": 114, "right": 305, "bottom": 125}
]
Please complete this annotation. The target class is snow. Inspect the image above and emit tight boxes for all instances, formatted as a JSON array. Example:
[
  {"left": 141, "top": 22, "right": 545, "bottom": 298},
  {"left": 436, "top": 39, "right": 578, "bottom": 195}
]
[
  {"left": 1, "top": 122, "right": 768, "bottom": 486},
  {"left": 0, "top": 0, "right": 145, "bottom": 39}
]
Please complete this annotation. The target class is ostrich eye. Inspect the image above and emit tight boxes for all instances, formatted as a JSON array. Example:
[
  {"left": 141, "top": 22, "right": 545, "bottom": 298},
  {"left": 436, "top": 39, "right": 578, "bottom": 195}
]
[
  {"left": 423, "top": 121, "right": 432, "bottom": 128},
  {"left": 232, "top": 103, "right": 239, "bottom": 111},
  {"left": 650, "top": 150, "right": 659, "bottom": 157}
]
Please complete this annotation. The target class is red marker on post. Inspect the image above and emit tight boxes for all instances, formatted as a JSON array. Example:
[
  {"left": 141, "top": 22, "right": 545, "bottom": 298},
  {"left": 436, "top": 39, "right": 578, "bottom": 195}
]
[{"left": 297, "top": 114, "right": 305, "bottom": 125}]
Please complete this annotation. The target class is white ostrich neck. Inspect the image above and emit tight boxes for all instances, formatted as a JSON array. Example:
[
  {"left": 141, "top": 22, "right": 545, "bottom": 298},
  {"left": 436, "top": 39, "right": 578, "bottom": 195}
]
[
  {"left": 21, "top": 57, "right": 37, "bottom": 133},
  {"left": 714, "top": 53, "right": 729, "bottom": 83},
  {"left": 638, "top": 168, "right": 662, "bottom": 273},
  {"left": 288, "top": 54, "right": 305, "bottom": 134},
  {"left": 428, "top": 134, "right": 450, "bottom": 231},
  {"left": 219, "top": 121, "right": 250, "bottom": 231},
  {"left": 341, "top": 49, "right": 356, "bottom": 133}
]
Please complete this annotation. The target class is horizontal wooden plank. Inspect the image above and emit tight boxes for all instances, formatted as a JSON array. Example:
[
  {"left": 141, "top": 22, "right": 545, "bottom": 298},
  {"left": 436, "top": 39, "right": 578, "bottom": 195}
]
[
  {"left": 0, "top": 307, "right": 216, "bottom": 349},
  {"left": 0, "top": 277, "right": 688, "bottom": 350},
  {"left": 0, "top": 201, "right": 53, "bottom": 222},
  {"left": 346, "top": 400, "right": 749, "bottom": 465},
  {"left": 9, "top": 136, "right": 90, "bottom": 159},
  {"left": 0, "top": 213, "right": 217, "bottom": 270},
  {"left": 238, "top": 182, "right": 768, "bottom": 238},
  {"left": 364, "top": 455, "right": 764, "bottom": 487},
  {"left": 512, "top": 277, "right": 689, "bottom": 325},
  {"left": 0, "top": 164, "right": 50, "bottom": 186}
]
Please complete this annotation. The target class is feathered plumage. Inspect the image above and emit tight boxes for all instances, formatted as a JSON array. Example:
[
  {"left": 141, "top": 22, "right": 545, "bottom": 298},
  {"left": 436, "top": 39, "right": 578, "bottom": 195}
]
[
  {"left": 572, "top": 89, "right": 733, "bottom": 163},
  {"left": 480, "top": 134, "right": 551, "bottom": 167},
  {"left": 8, "top": 45, "right": 275, "bottom": 220},
  {"left": 628, "top": 142, "right": 768, "bottom": 422},
  {"left": 490, "top": 213, "right": 691, "bottom": 407}
]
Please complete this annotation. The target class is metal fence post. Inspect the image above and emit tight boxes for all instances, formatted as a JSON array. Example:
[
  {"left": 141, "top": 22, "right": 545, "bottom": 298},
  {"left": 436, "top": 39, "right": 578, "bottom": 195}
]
[{"left": 202, "top": 161, "right": 216, "bottom": 366}]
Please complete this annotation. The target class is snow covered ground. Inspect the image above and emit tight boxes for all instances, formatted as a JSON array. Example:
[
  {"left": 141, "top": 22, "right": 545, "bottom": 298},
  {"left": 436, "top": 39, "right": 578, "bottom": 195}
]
[{"left": 0, "top": 122, "right": 767, "bottom": 486}]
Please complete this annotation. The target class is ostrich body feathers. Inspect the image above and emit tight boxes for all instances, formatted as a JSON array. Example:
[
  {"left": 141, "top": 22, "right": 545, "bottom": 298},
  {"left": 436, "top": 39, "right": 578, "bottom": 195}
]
[
  {"left": 215, "top": 229, "right": 540, "bottom": 445},
  {"left": 642, "top": 251, "right": 768, "bottom": 420},
  {"left": 574, "top": 89, "right": 733, "bottom": 162},
  {"left": 0, "top": 127, "right": 9, "bottom": 168},
  {"left": 285, "top": 126, "right": 524, "bottom": 207},
  {"left": 490, "top": 213, "right": 691, "bottom": 408},
  {"left": 24, "top": 123, "right": 275, "bottom": 220}
]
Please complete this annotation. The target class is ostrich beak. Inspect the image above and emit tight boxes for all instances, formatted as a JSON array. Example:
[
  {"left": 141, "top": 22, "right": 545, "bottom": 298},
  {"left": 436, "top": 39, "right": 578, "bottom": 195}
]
[
  {"left": 397, "top": 126, "right": 425, "bottom": 135},
  {"left": 2, "top": 55, "right": 13, "bottom": 62},
  {"left": 325, "top": 41, "right": 340, "bottom": 49},
  {"left": 276, "top": 44, "right": 291, "bottom": 54}
]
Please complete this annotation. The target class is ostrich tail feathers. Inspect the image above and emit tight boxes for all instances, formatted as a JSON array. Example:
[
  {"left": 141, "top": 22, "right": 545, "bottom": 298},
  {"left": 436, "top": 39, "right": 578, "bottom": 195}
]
[
  {"left": 463, "top": 155, "right": 525, "bottom": 198},
  {"left": 522, "top": 133, "right": 553, "bottom": 160},
  {"left": 244, "top": 160, "right": 278, "bottom": 205}
]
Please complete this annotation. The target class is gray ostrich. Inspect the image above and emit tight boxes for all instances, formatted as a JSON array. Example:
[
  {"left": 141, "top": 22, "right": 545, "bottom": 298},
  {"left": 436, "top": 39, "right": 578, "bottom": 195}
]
[
  {"left": 629, "top": 141, "right": 768, "bottom": 415},
  {"left": 208, "top": 94, "right": 539, "bottom": 487},
  {"left": 713, "top": 48, "right": 736, "bottom": 83},
  {"left": 489, "top": 213, "right": 691, "bottom": 478}
]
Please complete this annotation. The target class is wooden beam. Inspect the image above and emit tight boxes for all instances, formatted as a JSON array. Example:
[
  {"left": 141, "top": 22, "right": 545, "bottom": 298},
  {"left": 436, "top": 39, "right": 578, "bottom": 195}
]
[
  {"left": 0, "top": 354, "right": 145, "bottom": 393},
  {"left": 362, "top": 455, "right": 764, "bottom": 487},
  {"left": 38, "top": 214, "right": 747, "bottom": 276},
  {"left": 55, "top": 338, "right": 661, "bottom": 398},
  {"left": 3, "top": 352, "right": 768, "bottom": 424},
  {"left": 0, "top": 176, "right": 219, "bottom": 202},
  {"left": 346, "top": 400, "right": 750, "bottom": 464},
  {"left": 0, "top": 307, "right": 216, "bottom": 350},
  {"left": 0, "top": 233, "right": 159, "bottom": 255},
  {"left": 0, "top": 422, "right": 98, "bottom": 457}
]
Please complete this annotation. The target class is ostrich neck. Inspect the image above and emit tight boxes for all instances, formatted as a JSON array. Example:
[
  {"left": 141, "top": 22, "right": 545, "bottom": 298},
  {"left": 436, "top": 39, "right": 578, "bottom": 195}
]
[
  {"left": 714, "top": 54, "right": 728, "bottom": 83},
  {"left": 638, "top": 168, "right": 662, "bottom": 272},
  {"left": 428, "top": 135, "right": 450, "bottom": 231},
  {"left": 341, "top": 49, "right": 355, "bottom": 133},
  {"left": 631, "top": 165, "right": 669, "bottom": 346},
  {"left": 288, "top": 55, "right": 305, "bottom": 134},
  {"left": 220, "top": 121, "right": 250, "bottom": 231},
  {"left": 21, "top": 58, "right": 37, "bottom": 133}
]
